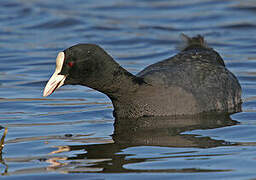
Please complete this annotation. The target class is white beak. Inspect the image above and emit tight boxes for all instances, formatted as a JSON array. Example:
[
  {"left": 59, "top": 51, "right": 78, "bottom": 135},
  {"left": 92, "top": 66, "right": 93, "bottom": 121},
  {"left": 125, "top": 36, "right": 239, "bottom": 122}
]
[{"left": 43, "top": 52, "right": 67, "bottom": 97}]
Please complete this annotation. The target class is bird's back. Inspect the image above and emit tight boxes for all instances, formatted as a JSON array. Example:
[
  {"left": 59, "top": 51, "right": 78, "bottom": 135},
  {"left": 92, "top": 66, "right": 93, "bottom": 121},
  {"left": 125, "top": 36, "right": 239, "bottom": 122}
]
[{"left": 136, "top": 35, "right": 241, "bottom": 115}]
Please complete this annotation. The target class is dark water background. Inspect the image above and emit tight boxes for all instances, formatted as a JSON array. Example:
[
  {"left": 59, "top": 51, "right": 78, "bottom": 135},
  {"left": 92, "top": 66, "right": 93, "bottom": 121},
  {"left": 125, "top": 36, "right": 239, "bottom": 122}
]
[{"left": 1, "top": 0, "right": 256, "bottom": 179}]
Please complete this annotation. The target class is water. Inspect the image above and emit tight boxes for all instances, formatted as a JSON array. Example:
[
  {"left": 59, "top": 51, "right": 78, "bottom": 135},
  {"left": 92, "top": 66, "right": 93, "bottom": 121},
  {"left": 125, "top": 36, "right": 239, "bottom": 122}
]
[{"left": 1, "top": 0, "right": 256, "bottom": 179}]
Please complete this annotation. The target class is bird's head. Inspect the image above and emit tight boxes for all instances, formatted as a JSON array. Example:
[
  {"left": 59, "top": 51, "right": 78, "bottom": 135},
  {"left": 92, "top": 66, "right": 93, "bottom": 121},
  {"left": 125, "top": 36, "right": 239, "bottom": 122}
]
[{"left": 43, "top": 44, "right": 115, "bottom": 97}]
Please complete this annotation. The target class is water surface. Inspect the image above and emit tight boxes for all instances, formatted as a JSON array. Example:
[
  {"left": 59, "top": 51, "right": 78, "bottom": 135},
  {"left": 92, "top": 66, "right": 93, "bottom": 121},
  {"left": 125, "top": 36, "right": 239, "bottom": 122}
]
[{"left": 1, "top": 0, "right": 256, "bottom": 179}]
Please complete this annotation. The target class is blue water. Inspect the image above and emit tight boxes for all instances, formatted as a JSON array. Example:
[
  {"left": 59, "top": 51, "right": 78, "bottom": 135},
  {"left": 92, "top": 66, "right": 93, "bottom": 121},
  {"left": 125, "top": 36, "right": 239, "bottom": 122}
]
[{"left": 1, "top": 0, "right": 256, "bottom": 179}]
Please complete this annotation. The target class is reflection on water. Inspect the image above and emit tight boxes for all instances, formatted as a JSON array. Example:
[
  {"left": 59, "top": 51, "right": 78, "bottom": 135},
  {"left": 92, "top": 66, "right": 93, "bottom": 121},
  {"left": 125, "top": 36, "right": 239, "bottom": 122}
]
[
  {"left": 0, "top": 128, "right": 7, "bottom": 151},
  {"left": 0, "top": 128, "right": 8, "bottom": 175},
  {"left": 113, "top": 114, "right": 238, "bottom": 148},
  {"left": 1, "top": 114, "right": 240, "bottom": 175}
]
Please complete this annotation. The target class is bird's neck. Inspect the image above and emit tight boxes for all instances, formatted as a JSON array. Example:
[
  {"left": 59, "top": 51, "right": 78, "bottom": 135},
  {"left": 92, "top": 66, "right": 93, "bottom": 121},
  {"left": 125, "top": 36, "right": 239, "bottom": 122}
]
[
  {"left": 101, "top": 65, "right": 143, "bottom": 96},
  {"left": 80, "top": 57, "right": 145, "bottom": 96}
]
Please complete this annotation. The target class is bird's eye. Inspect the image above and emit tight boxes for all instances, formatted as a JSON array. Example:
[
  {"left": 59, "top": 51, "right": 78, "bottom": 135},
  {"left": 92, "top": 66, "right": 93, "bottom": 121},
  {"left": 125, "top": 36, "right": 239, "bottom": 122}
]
[{"left": 68, "top": 61, "right": 74, "bottom": 67}]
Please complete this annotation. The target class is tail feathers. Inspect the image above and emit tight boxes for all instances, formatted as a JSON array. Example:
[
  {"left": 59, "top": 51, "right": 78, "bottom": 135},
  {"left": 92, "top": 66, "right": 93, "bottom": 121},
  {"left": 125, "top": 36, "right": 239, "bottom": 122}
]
[{"left": 177, "top": 33, "right": 210, "bottom": 51}]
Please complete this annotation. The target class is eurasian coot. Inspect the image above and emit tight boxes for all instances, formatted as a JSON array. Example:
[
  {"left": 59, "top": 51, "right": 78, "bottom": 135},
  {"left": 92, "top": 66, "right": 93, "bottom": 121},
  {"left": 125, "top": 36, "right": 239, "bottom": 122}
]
[{"left": 43, "top": 34, "right": 242, "bottom": 118}]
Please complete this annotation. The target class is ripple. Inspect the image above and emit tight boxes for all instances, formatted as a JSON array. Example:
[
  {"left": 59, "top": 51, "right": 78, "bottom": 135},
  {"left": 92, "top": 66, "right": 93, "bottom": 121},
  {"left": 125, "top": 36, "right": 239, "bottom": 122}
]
[
  {"left": 220, "top": 23, "right": 256, "bottom": 29},
  {"left": 25, "top": 18, "right": 83, "bottom": 30}
]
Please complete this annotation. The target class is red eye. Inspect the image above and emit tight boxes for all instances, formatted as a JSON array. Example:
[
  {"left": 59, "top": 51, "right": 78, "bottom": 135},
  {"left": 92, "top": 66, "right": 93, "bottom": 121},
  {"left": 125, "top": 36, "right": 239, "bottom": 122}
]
[{"left": 68, "top": 61, "right": 74, "bottom": 67}]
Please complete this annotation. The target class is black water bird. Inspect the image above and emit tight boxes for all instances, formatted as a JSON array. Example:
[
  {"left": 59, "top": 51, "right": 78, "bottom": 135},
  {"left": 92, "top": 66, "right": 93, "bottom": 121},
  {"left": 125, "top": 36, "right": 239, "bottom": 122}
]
[{"left": 43, "top": 34, "right": 242, "bottom": 118}]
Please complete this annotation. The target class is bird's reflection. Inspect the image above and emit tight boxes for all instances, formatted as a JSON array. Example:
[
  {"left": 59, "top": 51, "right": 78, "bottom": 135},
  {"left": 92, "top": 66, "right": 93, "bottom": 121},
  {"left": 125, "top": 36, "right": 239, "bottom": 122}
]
[
  {"left": 113, "top": 113, "right": 238, "bottom": 148},
  {"left": 45, "top": 113, "right": 239, "bottom": 173},
  {"left": 0, "top": 113, "right": 240, "bottom": 175}
]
